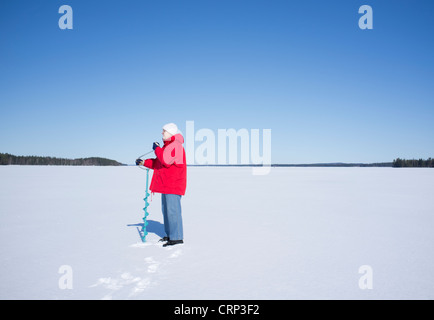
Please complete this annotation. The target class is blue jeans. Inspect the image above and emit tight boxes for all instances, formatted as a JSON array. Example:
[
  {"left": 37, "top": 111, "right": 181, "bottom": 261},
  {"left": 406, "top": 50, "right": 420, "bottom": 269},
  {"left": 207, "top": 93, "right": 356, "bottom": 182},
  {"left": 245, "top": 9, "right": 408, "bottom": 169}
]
[{"left": 161, "top": 194, "right": 183, "bottom": 241}]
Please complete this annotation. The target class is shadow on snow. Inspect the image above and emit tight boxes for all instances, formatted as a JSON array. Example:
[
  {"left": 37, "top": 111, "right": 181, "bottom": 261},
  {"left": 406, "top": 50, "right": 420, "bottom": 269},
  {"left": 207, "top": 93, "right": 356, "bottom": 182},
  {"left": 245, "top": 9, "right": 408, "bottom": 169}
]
[{"left": 127, "top": 219, "right": 165, "bottom": 241}]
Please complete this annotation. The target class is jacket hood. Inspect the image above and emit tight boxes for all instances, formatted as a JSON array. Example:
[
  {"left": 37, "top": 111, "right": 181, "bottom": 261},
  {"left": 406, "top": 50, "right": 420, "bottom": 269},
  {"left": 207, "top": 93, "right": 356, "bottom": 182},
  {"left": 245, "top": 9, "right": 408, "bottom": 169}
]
[{"left": 164, "top": 133, "right": 184, "bottom": 145}]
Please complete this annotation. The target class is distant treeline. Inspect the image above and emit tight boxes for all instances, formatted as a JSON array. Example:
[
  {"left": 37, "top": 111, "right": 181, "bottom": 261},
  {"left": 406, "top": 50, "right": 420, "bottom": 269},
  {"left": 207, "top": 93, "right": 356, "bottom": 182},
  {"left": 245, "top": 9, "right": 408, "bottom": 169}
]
[
  {"left": 0, "top": 153, "right": 124, "bottom": 166},
  {"left": 392, "top": 158, "right": 433, "bottom": 168},
  {"left": 190, "top": 162, "right": 394, "bottom": 167},
  {"left": 271, "top": 162, "right": 393, "bottom": 167}
]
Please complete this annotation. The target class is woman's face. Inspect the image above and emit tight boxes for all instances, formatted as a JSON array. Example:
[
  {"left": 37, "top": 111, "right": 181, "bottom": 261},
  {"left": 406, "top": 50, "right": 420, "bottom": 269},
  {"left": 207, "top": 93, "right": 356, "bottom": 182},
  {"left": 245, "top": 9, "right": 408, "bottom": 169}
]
[{"left": 162, "top": 129, "right": 172, "bottom": 141}]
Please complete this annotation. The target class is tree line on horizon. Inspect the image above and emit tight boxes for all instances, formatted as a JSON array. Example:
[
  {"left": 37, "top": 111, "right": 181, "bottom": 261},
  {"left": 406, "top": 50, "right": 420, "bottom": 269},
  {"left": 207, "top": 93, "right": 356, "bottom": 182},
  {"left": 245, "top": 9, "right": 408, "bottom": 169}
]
[
  {"left": 0, "top": 153, "right": 124, "bottom": 166},
  {"left": 1, "top": 153, "right": 433, "bottom": 167},
  {"left": 392, "top": 158, "right": 433, "bottom": 168}
]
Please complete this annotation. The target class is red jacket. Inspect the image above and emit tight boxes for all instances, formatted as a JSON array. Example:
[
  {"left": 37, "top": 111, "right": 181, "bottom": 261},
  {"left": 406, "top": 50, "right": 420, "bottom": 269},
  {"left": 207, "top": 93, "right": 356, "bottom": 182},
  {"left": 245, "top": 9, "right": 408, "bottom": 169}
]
[{"left": 144, "top": 133, "right": 187, "bottom": 196}]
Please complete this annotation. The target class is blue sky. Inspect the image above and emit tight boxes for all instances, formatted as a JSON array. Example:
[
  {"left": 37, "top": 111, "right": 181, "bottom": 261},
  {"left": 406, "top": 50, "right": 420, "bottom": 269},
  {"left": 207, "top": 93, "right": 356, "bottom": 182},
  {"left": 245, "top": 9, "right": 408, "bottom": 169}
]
[{"left": 1, "top": 0, "right": 433, "bottom": 164}]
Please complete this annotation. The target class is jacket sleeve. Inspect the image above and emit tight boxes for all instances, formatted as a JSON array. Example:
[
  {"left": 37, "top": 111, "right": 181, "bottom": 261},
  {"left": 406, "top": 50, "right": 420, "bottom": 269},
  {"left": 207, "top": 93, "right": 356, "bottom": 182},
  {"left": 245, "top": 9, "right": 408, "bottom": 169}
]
[{"left": 143, "top": 158, "right": 156, "bottom": 169}]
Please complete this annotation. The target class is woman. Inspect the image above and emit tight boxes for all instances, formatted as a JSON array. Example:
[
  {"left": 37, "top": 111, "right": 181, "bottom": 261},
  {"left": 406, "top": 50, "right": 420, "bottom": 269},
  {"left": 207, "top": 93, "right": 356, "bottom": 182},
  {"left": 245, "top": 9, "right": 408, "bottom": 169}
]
[{"left": 137, "top": 123, "right": 187, "bottom": 247}]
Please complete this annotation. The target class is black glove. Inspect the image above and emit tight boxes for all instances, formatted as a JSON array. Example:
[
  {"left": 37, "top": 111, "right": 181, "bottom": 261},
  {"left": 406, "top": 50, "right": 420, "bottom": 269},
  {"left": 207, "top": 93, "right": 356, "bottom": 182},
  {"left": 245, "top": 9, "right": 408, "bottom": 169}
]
[
  {"left": 153, "top": 142, "right": 160, "bottom": 150},
  {"left": 135, "top": 159, "right": 143, "bottom": 166}
]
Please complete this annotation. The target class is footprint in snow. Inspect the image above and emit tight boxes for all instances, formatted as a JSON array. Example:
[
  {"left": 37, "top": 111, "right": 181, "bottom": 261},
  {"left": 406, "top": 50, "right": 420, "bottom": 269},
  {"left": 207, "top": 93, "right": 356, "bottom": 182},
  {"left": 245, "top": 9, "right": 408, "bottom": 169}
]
[
  {"left": 144, "top": 256, "right": 160, "bottom": 273},
  {"left": 91, "top": 243, "right": 185, "bottom": 299},
  {"left": 90, "top": 272, "right": 153, "bottom": 300}
]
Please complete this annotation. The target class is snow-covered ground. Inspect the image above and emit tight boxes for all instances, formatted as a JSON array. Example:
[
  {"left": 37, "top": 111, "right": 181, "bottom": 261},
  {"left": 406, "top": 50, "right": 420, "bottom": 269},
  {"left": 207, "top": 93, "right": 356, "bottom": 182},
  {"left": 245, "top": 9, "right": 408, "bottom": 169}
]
[{"left": 0, "top": 166, "right": 433, "bottom": 300}]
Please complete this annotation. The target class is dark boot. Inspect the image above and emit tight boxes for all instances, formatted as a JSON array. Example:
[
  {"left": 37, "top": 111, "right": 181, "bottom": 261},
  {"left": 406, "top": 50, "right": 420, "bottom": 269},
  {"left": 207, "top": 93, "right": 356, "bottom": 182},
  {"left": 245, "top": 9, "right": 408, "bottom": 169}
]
[{"left": 163, "top": 240, "right": 184, "bottom": 247}]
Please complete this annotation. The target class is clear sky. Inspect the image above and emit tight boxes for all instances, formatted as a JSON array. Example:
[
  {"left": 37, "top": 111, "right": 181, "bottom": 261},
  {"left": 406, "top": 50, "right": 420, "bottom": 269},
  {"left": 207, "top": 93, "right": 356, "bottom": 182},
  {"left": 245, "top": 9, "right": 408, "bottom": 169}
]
[{"left": 1, "top": 0, "right": 433, "bottom": 164}]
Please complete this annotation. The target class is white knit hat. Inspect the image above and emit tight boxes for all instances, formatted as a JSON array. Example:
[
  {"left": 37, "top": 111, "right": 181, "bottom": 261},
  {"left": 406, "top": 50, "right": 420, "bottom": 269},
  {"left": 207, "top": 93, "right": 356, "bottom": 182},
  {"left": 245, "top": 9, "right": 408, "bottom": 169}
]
[{"left": 162, "top": 123, "right": 178, "bottom": 136}]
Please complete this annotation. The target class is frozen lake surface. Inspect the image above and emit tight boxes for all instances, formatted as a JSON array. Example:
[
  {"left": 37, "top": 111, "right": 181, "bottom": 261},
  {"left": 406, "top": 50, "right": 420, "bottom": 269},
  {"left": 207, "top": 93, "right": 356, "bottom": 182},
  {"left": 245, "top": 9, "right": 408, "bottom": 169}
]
[{"left": 0, "top": 166, "right": 433, "bottom": 299}]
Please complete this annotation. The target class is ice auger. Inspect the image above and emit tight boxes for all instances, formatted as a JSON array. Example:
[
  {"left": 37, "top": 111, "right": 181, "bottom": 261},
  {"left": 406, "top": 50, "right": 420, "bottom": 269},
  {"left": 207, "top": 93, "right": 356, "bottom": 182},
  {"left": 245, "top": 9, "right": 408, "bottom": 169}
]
[
  {"left": 141, "top": 167, "right": 150, "bottom": 242},
  {"left": 137, "top": 150, "right": 153, "bottom": 242}
]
